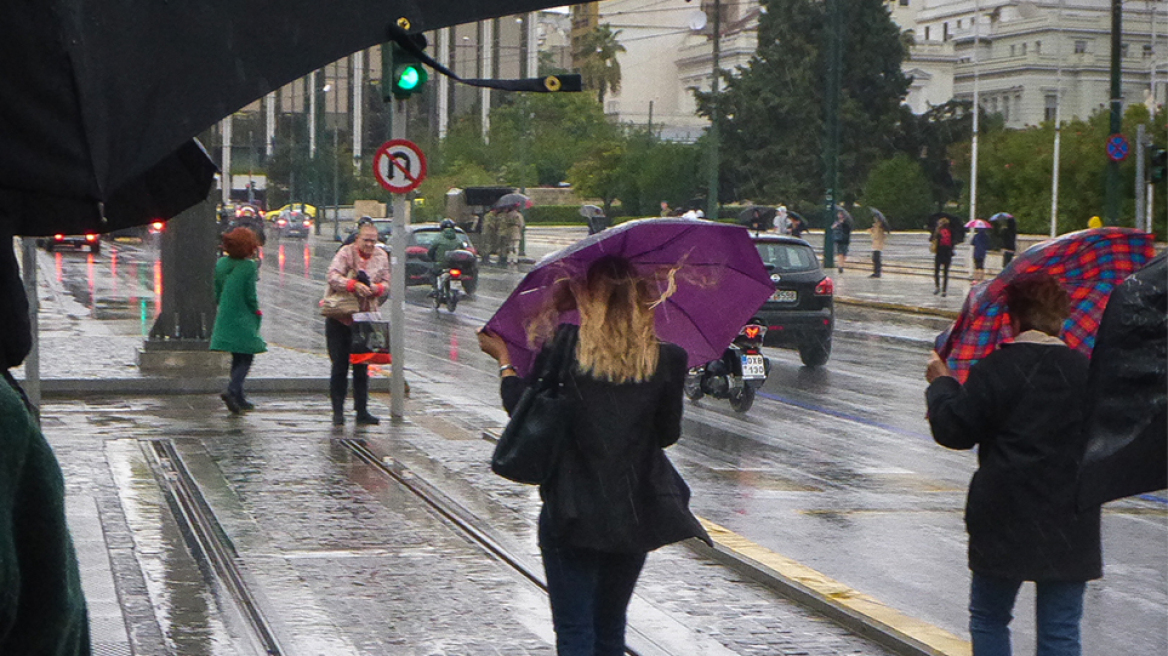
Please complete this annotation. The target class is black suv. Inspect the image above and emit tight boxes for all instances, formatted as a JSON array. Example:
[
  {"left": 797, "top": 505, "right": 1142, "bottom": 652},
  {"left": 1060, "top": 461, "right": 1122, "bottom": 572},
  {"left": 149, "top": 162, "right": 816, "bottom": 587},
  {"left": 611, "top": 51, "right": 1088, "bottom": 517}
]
[{"left": 751, "top": 234, "right": 834, "bottom": 366}]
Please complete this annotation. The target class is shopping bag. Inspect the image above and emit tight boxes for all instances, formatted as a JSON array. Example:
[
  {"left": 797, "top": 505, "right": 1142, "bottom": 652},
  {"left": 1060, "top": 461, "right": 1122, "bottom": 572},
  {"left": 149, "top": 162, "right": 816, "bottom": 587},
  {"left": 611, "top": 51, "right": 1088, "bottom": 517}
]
[{"left": 350, "top": 312, "right": 391, "bottom": 365}]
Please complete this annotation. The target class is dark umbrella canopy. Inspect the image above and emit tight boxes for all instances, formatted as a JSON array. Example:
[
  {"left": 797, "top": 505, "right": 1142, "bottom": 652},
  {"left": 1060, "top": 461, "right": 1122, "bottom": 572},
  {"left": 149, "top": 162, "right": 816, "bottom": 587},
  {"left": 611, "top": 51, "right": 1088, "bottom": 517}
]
[
  {"left": 737, "top": 206, "right": 776, "bottom": 230},
  {"left": 927, "top": 211, "right": 966, "bottom": 244},
  {"left": 870, "top": 208, "right": 891, "bottom": 231},
  {"left": 1078, "top": 253, "right": 1167, "bottom": 508},
  {"left": 0, "top": 0, "right": 572, "bottom": 235},
  {"left": 493, "top": 193, "right": 533, "bottom": 210}
]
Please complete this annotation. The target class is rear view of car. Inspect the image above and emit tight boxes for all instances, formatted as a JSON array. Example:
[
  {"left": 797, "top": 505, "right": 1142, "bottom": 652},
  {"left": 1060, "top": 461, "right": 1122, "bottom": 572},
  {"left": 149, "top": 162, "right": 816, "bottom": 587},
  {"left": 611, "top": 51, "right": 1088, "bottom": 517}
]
[
  {"left": 275, "top": 210, "right": 312, "bottom": 238},
  {"left": 38, "top": 232, "right": 101, "bottom": 254},
  {"left": 751, "top": 235, "right": 834, "bottom": 366}
]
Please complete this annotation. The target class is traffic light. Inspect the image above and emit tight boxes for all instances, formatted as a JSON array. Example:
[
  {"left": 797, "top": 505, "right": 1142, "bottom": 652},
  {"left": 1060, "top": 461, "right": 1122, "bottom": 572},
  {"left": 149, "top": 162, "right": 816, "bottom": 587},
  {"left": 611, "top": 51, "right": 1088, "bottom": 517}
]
[
  {"left": 382, "top": 36, "right": 428, "bottom": 101},
  {"left": 1151, "top": 147, "right": 1167, "bottom": 184}
]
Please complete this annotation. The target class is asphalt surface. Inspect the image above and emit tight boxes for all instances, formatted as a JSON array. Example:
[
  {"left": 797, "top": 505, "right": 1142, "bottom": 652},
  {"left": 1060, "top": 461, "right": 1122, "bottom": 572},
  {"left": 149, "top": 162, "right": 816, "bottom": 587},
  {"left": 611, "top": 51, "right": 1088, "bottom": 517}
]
[{"left": 12, "top": 228, "right": 1168, "bottom": 656}]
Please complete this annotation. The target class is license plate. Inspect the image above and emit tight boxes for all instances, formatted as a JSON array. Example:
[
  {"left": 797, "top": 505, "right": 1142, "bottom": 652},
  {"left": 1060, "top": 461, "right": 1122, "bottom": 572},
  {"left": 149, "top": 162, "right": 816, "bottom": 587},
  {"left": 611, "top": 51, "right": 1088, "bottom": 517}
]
[
  {"left": 740, "top": 354, "right": 766, "bottom": 379},
  {"left": 771, "top": 289, "right": 797, "bottom": 303}
]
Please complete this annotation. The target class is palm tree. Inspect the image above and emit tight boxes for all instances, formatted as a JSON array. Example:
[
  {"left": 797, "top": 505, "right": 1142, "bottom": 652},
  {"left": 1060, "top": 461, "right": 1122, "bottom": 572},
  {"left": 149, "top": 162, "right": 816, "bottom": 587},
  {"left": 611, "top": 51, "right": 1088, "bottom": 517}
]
[{"left": 575, "top": 24, "right": 626, "bottom": 106}]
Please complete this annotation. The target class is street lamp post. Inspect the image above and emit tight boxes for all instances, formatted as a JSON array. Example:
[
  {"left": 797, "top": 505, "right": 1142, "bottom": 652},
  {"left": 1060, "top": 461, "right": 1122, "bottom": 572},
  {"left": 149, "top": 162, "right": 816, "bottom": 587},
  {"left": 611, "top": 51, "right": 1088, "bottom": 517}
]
[{"left": 706, "top": 0, "right": 722, "bottom": 222}]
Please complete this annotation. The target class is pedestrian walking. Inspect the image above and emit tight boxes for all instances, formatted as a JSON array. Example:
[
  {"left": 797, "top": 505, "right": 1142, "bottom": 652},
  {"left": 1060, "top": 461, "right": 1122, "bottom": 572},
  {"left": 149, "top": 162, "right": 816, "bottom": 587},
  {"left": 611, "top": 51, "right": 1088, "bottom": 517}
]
[
  {"left": 932, "top": 217, "right": 954, "bottom": 296},
  {"left": 925, "top": 273, "right": 1101, "bottom": 656},
  {"left": 773, "top": 204, "right": 789, "bottom": 234},
  {"left": 480, "top": 208, "right": 502, "bottom": 265},
  {"left": 1000, "top": 217, "right": 1018, "bottom": 267},
  {"left": 788, "top": 214, "right": 807, "bottom": 239},
  {"left": 0, "top": 240, "right": 91, "bottom": 654},
  {"left": 478, "top": 255, "right": 709, "bottom": 656},
  {"left": 659, "top": 200, "right": 671, "bottom": 217},
  {"left": 971, "top": 226, "right": 991, "bottom": 283},
  {"left": 210, "top": 227, "right": 267, "bottom": 414},
  {"left": 832, "top": 210, "right": 852, "bottom": 273},
  {"left": 325, "top": 218, "right": 390, "bottom": 427},
  {"left": 500, "top": 206, "right": 525, "bottom": 268},
  {"left": 868, "top": 209, "right": 889, "bottom": 278}
]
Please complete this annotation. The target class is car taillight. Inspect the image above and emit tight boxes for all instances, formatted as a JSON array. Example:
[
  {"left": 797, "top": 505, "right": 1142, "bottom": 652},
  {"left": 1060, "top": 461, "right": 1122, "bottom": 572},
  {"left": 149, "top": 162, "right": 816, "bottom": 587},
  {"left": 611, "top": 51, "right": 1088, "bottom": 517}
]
[
  {"left": 277, "top": 219, "right": 287, "bottom": 226},
  {"left": 815, "top": 277, "right": 834, "bottom": 296},
  {"left": 152, "top": 221, "right": 164, "bottom": 231},
  {"left": 303, "top": 220, "right": 312, "bottom": 227},
  {"left": 85, "top": 234, "right": 97, "bottom": 241},
  {"left": 54, "top": 234, "right": 65, "bottom": 241},
  {"left": 406, "top": 246, "right": 428, "bottom": 256},
  {"left": 449, "top": 268, "right": 462, "bottom": 279}
]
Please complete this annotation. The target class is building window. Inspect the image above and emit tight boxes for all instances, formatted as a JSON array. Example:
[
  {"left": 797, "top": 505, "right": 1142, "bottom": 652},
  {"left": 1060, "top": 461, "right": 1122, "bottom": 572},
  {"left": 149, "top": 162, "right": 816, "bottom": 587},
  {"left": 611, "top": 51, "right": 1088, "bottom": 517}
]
[
  {"left": 1035, "top": 41, "right": 1041, "bottom": 54},
  {"left": 1145, "top": 44, "right": 1155, "bottom": 59},
  {"left": 1003, "top": 96, "right": 1010, "bottom": 122},
  {"left": 1010, "top": 45, "right": 1016, "bottom": 56},
  {"left": 990, "top": 97, "right": 999, "bottom": 113},
  {"left": 1045, "top": 94, "right": 1058, "bottom": 122},
  {"left": 924, "top": 26, "right": 931, "bottom": 41},
  {"left": 1121, "top": 43, "right": 1130, "bottom": 58},
  {"left": 957, "top": 19, "right": 963, "bottom": 28},
  {"left": 1021, "top": 43, "right": 1027, "bottom": 55},
  {"left": 1074, "top": 40, "right": 1087, "bottom": 54},
  {"left": 900, "top": 0, "right": 910, "bottom": 6},
  {"left": 943, "top": 22, "right": 949, "bottom": 41}
]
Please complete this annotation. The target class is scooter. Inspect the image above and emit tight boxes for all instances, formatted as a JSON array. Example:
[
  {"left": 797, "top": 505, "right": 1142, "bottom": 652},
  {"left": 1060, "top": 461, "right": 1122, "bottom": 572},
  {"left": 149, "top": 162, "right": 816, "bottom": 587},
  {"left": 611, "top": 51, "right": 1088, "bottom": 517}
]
[
  {"left": 684, "top": 322, "right": 771, "bottom": 413},
  {"left": 430, "top": 265, "right": 464, "bottom": 312}
]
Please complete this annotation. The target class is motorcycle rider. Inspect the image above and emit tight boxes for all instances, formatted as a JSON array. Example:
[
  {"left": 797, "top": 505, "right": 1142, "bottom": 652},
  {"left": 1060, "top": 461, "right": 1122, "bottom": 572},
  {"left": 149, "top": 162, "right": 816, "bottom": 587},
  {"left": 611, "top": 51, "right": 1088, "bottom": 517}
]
[{"left": 427, "top": 219, "right": 465, "bottom": 298}]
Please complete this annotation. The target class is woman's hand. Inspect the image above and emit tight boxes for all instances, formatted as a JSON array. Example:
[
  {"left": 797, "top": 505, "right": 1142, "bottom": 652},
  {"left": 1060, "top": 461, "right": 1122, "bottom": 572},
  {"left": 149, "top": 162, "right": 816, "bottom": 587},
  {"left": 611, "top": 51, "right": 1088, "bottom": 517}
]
[
  {"left": 353, "top": 282, "right": 373, "bottom": 298},
  {"left": 476, "top": 328, "right": 510, "bottom": 364},
  {"left": 925, "top": 351, "right": 952, "bottom": 383}
]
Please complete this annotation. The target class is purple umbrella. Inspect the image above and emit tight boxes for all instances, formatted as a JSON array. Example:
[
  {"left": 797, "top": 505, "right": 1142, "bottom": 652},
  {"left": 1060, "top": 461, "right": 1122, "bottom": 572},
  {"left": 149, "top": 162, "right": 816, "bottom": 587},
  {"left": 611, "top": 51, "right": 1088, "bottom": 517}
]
[{"left": 485, "top": 218, "right": 775, "bottom": 377}]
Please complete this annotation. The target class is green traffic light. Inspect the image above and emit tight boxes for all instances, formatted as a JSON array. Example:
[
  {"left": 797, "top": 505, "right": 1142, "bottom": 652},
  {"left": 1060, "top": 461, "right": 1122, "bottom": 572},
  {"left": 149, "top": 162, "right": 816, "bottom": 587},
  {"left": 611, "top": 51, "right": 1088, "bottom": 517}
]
[{"left": 397, "top": 65, "right": 420, "bottom": 90}]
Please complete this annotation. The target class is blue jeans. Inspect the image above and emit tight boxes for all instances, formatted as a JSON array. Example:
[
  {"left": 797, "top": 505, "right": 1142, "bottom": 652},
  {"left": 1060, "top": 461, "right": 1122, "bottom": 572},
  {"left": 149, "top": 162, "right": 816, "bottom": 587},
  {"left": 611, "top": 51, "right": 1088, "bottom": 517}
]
[
  {"left": 969, "top": 573, "right": 1087, "bottom": 656},
  {"left": 539, "top": 515, "right": 646, "bottom": 656}
]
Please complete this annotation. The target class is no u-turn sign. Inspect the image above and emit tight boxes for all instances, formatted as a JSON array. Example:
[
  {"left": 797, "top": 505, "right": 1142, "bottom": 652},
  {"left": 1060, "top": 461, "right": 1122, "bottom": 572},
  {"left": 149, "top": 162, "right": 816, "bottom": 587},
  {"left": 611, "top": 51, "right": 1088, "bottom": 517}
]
[{"left": 373, "top": 139, "right": 427, "bottom": 194}]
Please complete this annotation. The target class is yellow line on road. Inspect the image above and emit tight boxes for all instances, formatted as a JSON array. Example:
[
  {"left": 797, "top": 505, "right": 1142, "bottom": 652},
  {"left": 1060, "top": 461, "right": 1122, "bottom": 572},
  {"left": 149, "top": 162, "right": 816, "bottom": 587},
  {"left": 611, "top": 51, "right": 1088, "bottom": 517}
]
[{"left": 698, "top": 517, "right": 972, "bottom": 656}]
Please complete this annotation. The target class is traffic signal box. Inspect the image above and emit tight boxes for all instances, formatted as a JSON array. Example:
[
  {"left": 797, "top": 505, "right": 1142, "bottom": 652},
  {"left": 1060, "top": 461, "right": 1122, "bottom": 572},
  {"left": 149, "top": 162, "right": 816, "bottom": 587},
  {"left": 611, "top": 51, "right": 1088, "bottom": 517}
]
[
  {"left": 1151, "top": 147, "right": 1167, "bottom": 185},
  {"left": 382, "top": 36, "right": 429, "bottom": 101}
]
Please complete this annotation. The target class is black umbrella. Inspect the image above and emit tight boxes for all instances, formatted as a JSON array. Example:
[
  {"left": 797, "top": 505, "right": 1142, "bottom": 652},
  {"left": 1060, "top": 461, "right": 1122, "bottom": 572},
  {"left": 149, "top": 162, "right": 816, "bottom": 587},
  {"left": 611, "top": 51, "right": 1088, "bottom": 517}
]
[
  {"left": 493, "top": 193, "right": 533, "bottom": 211},
  {"left": 927, "top": 212, "right": 966, "bottom": 244},
  {"left": 870, "top": 208, "right": 891, "bottom": 231},
  {"left": 0, "top": 0, "right": 573, "bottom": 235},
  {"left": 1078, "top": 253, "right": 1167, "bottom": 508},
  {"left": 737, "top": 206, "right": 776, "bottom": 230}
]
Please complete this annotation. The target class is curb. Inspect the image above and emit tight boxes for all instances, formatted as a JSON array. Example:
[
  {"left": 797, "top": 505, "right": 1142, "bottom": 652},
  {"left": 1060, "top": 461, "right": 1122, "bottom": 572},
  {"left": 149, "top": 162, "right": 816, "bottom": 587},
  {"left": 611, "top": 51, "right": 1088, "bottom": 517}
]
[
  {"left": 479, "top": 428, "right": 969, "bottom": 656},
  {"left": 836, "top": 296, "right": 959, "bottom": 320},
  {"left": 17, "top": 376, "right": 400, "bottom": 398},
  {"left": 833, "top": 328, "right": 934, "bottom": 348}
]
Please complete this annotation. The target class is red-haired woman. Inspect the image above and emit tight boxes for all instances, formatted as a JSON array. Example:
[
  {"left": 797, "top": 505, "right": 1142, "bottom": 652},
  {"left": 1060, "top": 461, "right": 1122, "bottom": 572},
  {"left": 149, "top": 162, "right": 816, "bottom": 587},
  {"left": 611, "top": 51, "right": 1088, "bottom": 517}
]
[{"left": 210, "top": 227, "right": 266, "bottom": 413}]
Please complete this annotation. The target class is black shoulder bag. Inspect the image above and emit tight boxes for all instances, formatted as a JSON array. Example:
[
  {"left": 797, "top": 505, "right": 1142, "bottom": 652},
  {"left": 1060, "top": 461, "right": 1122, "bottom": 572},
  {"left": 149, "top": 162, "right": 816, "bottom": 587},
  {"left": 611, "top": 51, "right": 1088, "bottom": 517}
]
[{"left": 491, "top": 326, "right": 578, "bottom": 485}]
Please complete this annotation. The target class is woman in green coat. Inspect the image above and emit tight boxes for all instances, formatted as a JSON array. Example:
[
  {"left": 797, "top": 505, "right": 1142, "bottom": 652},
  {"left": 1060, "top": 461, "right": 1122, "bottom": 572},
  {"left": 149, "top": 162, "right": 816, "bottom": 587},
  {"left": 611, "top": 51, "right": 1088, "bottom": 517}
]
[{"left": 210, "top": 227, "right": 266, "bottom": 414}]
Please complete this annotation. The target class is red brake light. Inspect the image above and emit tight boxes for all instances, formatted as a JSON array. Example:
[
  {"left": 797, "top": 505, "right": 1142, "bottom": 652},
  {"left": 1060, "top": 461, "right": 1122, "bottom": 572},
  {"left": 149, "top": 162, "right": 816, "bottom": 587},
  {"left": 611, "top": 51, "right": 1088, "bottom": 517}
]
[
  {"left": 54, "top": 234, "right": 65, "bottom": 241},
  {"left": 303, "top": 220, "right": 312, "bottom": 227},
  {"left": 449, "top": 268, "right": 462, "bottom": 279},
  {"left": 152, "top": 221, "right": 164, "bottom": 231},
  {"left": 85, "top": 234, "right": 97, "bottom": 241},
  {"left": 277, "top": 219, "right": 287, "bottom": 226},
  {"left": 815, "top": 277, "right": 834, "bottom": 296},
  {"left": 743, "top": 325, "right": 760, "bottom": 340},
  {"left": 406, "top": 246, "right": 428, "bottom": 256}
]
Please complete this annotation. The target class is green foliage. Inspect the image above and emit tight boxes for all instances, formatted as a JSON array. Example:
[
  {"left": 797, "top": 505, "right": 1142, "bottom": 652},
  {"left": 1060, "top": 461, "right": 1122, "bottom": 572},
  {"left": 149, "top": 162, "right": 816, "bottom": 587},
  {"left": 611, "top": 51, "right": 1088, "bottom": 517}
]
[
  {"left": 890, "top": 100, "right": 974, "bottom": 210},
  {"left": 525, "top": 205, "right": 589, "bottom": 225},
  {"left": 611, "top": 130, "right": 705, "bottom": 216},
  {"left": 696, "top": 0, "right": 910, "bottom": 205},
  {"left": 575, "top": 24, "right": 626, "bottom": 105},
  {"left": 568, "top": 140, "right": 625, "bottom": 214},
  {"left": 861, "top": 154, "right": 935, "bottom": 230},
  {"left": 949, "top": 105, "right": 1166, "bottom": 238}
]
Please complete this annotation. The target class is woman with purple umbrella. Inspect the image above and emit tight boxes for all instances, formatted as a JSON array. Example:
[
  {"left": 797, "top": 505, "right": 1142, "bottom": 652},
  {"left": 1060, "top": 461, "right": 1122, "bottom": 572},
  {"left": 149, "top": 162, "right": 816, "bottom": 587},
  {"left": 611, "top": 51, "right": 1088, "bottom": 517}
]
[
  {"left": 478, "top": 255, "right": 710, "bottom": 656},
  {"left": 926, "top": 273, "right": 1101, "bottom": 656}
]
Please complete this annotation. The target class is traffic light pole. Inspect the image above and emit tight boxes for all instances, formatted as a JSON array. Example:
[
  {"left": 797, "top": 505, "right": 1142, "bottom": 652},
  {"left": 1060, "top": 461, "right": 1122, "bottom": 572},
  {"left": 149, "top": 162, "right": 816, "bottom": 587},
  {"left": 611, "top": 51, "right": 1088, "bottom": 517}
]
[
  {"left": 389, "top": 99, "right": 408, "bottom": 419},
  {"left": 1136, "top": 124, "right": 1147, "bottom": 230}
]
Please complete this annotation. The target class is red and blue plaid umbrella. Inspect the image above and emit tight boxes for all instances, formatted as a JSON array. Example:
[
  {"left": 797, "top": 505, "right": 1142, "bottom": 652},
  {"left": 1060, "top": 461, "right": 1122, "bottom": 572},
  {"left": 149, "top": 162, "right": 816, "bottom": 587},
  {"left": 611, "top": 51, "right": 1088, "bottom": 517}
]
[{"left": 936, "top": 228, "right": 1158, "bottom": 382}]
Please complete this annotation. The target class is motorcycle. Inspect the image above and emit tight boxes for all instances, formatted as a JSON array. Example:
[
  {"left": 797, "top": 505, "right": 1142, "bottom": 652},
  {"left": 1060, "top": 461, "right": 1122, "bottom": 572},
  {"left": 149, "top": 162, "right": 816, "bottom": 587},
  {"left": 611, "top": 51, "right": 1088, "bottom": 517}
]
[
  {"left": 684, "top": 322, "right": 771, "bottom": 413},
  {"left": 430, "top": 249, "right": 476, "bottom": 313}
]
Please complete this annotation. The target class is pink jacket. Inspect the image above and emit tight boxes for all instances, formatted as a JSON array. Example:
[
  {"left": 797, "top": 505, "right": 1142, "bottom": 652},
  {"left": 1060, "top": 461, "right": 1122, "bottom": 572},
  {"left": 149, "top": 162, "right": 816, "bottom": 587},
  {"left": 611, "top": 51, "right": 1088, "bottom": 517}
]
[{"left": 327, "top": 244, "right": 390, "bottom": 320}]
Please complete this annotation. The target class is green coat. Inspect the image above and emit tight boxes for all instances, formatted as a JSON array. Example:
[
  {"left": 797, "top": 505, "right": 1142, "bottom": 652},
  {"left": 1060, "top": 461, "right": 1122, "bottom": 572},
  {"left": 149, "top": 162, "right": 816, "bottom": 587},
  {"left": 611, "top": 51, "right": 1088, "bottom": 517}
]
[
  {"left": 0, "top": 382, "right": 91, "bottom": 654},
  {"left": 210, "top": 257, "right": 266, "bottom": 354}
]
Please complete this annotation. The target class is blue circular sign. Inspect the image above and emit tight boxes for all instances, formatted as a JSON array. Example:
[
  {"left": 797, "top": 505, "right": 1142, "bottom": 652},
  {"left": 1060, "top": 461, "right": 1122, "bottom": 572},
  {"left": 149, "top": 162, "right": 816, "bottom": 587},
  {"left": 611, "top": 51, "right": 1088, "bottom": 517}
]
[{"left": 1106, "top": 134, "right": 1130, "bottom": 162}]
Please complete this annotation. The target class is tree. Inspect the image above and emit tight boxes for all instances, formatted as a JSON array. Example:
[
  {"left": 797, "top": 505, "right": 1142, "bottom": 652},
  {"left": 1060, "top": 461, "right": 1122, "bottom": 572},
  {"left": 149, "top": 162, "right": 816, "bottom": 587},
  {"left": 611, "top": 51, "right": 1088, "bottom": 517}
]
[
  {"left": 695, "top": 0, "right": 910, "bottom": 210},
  {"left": 569, "top": 140, "right": 625, "bottom": 214},
  {"left": 890, "top": 100, "right": 974, "bottom": 211},
  {"left": 861, "top": 154, "right": 934, "bottom": 230},
  {"left": 575, "top": 24, "right": 626, "bottom": 106}
]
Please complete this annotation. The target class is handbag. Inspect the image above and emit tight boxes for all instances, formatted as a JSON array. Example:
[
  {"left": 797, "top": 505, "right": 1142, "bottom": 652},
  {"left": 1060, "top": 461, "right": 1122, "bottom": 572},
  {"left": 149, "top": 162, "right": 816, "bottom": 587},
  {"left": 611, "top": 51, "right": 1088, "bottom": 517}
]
[
  {"left": 929, "top": 237, "right": 938, "bottom": 254},
  {"left": 349, "top": 312, "right": 391, "bottom": 365},
  {"left": 319, "top": 284, "right": 361, "bottom": 318},
  {"left": 491, "top": 326, "right": 578, "bottom": 485}
]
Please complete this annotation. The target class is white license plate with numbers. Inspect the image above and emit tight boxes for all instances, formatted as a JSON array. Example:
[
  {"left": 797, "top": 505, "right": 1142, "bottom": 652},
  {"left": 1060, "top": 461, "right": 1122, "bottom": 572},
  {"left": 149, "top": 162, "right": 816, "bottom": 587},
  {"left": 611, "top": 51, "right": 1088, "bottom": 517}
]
[
  {"left": 740, "top": 354, "right": 766, "bottom": 379},
  {"left": 771, "top": 289, "right": 797, "bottom": 303}
]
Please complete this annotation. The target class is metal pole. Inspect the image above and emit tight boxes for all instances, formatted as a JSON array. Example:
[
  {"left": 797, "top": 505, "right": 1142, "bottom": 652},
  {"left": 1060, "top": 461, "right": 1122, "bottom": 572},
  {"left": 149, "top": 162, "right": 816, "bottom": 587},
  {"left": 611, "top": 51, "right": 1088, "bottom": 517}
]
[
  {"left": 389, "top": 100, "right": 408, "bottom": 419},
  {"left": 222, "top": 114, "right": 233, "bottom": 206},
  {"left": 822, "top": 0, "right": 843, "bottom": 269},
  {"left": 1050, "top": 0, "right": 1064, "bottom": 237},
  {"left": 265, "top": 92, "right": 276, "bottom": 158},
  {"left": 1137, "top": 123, "right": 1148, "bottom": 229},
  {"left": 1105, "top": 0, "right": 1123, "bottom": 226},
  {"left": 353, "top": 50, "right": 365, "bottom": 165},
  {"left": 969, "top": 0, "right": 981, "bottom": 230},
  {"left": 438, "top": 29, "right": 451, "bottom": 139},
  {"left": 20, "top": 238, "right": 40, "bottom": 413},
  {"left": 706, "top": 0, "right": 722, "bottom": 222},
  {"left": 309, "top": 70, "right": 318, "bottom": 158},
  {"left": 481, "top": 20, "right": 493, "bottom": 144}
]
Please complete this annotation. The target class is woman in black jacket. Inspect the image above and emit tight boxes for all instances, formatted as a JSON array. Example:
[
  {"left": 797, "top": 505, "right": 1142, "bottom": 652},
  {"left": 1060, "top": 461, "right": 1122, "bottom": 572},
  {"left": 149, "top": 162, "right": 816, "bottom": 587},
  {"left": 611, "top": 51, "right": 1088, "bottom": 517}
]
[
  {"left": 925, "top": 273, "right": 1101, "bottom": 656},
  {"left": 478, "top": 255, "right": 708, "bottom": 656}
]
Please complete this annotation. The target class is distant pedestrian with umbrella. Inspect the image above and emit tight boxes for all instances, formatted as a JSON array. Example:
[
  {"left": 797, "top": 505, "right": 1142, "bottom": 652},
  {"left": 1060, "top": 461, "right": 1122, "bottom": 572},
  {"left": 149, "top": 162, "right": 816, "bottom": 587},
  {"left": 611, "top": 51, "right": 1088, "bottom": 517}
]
[
  {"left": 831, "top": 208, "right": 852, "bottom": 273},
  {"left": 967, "top": 219, "right": 992, "bottom": 283},
  {"left": 210, "top": 227, "right": 266, "bottom": 414},
  {"left": 868, "top": 208, "right": 890, "bottom": 278},
  {"left": 925, "top": 272, "right": 1102, "bottom": 656},
  {"left": 932, "top": 217, "right": 955, "bottom": 296},
  {"left": 991, "top": 213, "right": 1017, "bottom": 267},
  {"left": 493, "top": 193, "right": 530, "bottom": 269},
  {"left": 580, "top": 205, "right": 609, "bottom": 235},
  {"left": 477, "top": 253, "right": 712, "bottom": 655}
]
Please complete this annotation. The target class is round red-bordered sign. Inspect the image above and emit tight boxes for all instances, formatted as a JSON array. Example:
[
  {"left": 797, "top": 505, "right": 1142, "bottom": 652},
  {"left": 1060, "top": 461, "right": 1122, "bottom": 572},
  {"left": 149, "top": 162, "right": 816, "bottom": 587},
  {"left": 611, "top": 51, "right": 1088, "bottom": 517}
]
[
  {"left": 373, "top": 139, "right": 427, "bottom": 193},
  {"left": 1105, "top": 133, "right": 1130, "bottom": 162}
]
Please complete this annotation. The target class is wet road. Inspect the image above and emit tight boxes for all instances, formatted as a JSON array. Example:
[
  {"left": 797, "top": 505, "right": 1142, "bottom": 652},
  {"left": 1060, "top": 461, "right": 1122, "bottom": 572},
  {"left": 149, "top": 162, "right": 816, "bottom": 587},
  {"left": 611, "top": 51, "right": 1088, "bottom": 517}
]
[{"left": 48, "top": 236, "right": 1168, "bottom": 655}]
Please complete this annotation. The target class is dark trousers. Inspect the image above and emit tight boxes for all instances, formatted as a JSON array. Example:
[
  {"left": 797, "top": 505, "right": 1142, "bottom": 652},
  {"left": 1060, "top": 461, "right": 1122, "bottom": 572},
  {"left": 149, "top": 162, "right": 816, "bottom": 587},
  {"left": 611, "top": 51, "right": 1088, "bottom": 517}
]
[
  {"left": 539, "top": 514, "right": 646, "bottom": 656},
  {"left": 934, "top": 249, "right": 953, "bottom": 292},
  {"left": 1002, "top": 250, "right": 1015, "bottom": 267},
  {"left": 969, "top": 573, "right": 1086, "bottom": 656},
  {"left": 325, "top": 318, "right": 369, "bottom": 415},
  {"left": 228, "top": 353, "right": 254, "bottom": 400},
  {"left": 872, "top": 250, "right": 882, "bottom": 276}
]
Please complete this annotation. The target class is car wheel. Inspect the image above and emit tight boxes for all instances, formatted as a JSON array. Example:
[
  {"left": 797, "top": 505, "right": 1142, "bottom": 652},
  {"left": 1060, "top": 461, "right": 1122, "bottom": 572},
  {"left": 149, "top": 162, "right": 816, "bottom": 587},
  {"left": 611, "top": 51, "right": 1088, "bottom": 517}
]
[
  {"left": 90, "top": 243, "right": 101, "bottom": 255},
  {"left": 683, "top": 371, "right": 705, "bottom": 401},
  {"left": 728, "top": 385, "right": 755, "bottom": 413},
  {"left": 798, "top": 335, "right": 832, "bottom": 367}
]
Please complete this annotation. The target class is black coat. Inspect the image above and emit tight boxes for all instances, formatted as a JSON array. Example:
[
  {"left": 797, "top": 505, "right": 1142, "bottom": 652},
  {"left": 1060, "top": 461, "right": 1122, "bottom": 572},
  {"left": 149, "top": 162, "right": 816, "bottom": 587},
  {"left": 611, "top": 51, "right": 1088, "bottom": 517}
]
[
  {"left": 502, "top": 331, "right": 709, "bottom": 553},
  {"left": 926, "top": 338, "right": 1102, "bottom": 582}
]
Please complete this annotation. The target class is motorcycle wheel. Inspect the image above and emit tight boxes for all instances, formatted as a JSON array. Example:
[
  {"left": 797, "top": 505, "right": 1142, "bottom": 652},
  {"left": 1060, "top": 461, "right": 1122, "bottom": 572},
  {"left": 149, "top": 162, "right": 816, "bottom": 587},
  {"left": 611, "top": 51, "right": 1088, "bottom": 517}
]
[
  {"left": 683, "top": 372, "right": 705, "bottom": 401},
  {"left": 447, "top": 291, "right": 459, "bottom": 312},
  {"left": 728, "top": 385, "right": 755, "bottom": 413},
  {"left": 432, "top": 288, "right": 442, "bottom": 310},
  {"left": 461, "top": 278, "right": 477, "bottom": 297}
]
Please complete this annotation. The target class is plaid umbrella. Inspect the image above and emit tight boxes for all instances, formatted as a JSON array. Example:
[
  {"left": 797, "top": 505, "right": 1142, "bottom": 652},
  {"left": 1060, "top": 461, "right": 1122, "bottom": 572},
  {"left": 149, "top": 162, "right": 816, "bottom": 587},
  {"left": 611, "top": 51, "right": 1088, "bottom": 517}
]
[{"left": 935, "top": 228, "right": 1158, "bottom": 382}]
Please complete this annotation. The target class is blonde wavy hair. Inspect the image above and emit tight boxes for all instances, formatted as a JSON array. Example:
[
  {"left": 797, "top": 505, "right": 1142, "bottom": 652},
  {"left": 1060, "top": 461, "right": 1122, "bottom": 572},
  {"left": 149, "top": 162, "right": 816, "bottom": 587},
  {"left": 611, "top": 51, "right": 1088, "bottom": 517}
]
[{"left": 527, "top": 256, "right": 678, "bottom": 384}]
